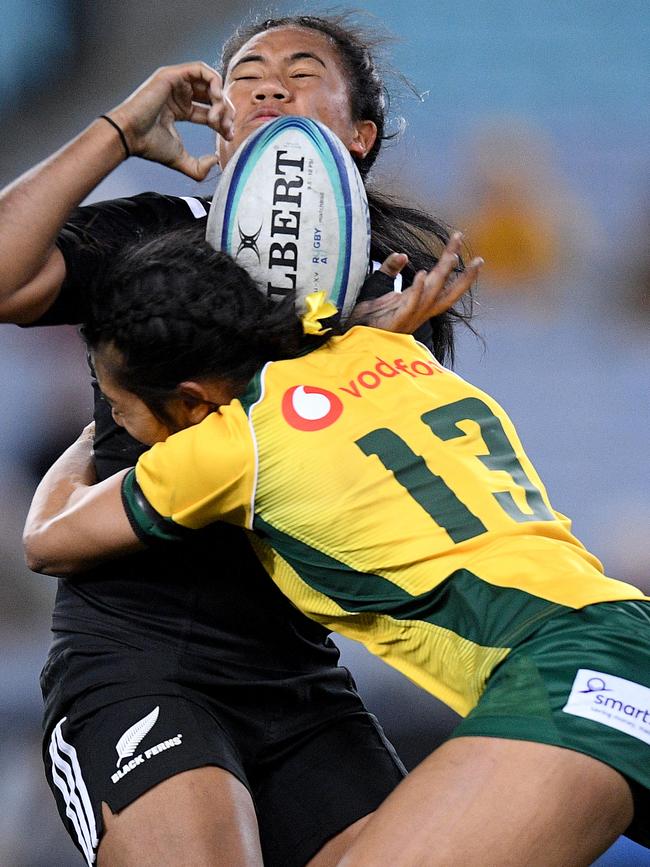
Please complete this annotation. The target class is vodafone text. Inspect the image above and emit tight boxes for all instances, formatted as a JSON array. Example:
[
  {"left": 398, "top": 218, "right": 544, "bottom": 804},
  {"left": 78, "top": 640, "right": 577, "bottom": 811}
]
[{"left": 339, "top": 355, "right": 439, "bottom": 399}]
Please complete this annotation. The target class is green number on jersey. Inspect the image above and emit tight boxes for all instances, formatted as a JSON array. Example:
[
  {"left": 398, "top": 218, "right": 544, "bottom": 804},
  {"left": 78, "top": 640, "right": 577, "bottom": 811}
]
[
  {"left": 356, "top": 397, "right": 553, "bottom": 543},
  {"left": 355, "top": 428, "right": 487, "bottom": 543},
  {"left": 423, "top": 398, "right": 554, "bottom": 523}
]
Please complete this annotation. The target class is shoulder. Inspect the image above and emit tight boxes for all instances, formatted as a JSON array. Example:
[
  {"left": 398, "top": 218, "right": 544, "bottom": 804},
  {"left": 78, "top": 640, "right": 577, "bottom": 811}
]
[
  {"left": 57, "top": 191, "right": 212, "bottom": 265},
  {"left": 135, "top": 406, "right": 256, "bottom": 530},
  {"left": 65, "top": 192, "right": 212, "bottom": 233}
]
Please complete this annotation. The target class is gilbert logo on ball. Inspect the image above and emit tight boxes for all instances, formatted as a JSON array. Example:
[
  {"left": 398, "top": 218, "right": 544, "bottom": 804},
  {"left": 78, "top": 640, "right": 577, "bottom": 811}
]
[{"left": 206, "top": 116, "right": 370, "bottom": 321}]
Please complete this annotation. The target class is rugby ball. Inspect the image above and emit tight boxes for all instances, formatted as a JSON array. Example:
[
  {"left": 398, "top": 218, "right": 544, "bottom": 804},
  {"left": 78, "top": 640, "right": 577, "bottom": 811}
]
[{"left": 205, "top": 116, "right": 370, "bottom": 321}]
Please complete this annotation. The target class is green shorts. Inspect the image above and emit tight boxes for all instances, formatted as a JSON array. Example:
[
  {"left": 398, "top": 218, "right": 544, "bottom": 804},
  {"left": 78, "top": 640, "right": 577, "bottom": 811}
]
[{"left": 451, "top": 600, "right": 650, "bottom": 849}]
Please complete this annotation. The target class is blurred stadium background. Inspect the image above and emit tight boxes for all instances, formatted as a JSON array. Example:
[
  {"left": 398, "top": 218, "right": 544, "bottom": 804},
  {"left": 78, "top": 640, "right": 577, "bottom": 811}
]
[{"left": 1, "top": 1, "right": 648, "bottom": 864}]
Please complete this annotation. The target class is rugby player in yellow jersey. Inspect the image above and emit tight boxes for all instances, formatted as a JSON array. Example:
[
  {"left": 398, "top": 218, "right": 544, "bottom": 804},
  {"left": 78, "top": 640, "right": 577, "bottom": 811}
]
[{"left": 25, "top": 233, "right": 650, "bottom": 867}]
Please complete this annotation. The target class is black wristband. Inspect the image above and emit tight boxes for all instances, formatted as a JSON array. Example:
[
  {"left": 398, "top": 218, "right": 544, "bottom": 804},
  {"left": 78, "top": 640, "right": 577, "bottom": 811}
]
[{"left": 99, "top": 114, "right": 131, "bottom": 159}]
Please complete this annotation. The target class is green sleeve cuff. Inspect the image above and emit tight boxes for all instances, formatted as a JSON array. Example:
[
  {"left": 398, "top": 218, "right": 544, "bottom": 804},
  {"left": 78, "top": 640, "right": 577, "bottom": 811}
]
[{"left": 121, "top": 468, "right": 195, "bottom": 545}]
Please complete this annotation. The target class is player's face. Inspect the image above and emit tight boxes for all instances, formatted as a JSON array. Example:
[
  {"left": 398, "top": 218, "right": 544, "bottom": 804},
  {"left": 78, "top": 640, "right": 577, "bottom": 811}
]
[
  {"left": 219, "top": 26, "right": 376, "bottom": 168},
  {"left": 94, "top": 354, "right": 175, "bottom": 446}
]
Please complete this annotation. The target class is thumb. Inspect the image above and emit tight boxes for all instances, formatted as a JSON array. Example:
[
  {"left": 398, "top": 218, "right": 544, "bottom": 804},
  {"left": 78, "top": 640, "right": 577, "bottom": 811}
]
[{"left": 172, "top": 152, "right": 221, "bottom": 182}]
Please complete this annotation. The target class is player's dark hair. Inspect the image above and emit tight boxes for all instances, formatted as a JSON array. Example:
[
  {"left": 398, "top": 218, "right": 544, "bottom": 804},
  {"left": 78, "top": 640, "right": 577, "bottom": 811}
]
[
  {"left": 220, "top": 11, "right": 475, "bottom": 364},
  {"left": 84, "top": 231, "right": 330, "bottom": 427}
]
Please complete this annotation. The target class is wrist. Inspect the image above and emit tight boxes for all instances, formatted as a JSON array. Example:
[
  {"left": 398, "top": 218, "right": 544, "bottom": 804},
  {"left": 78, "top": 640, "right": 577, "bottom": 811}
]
[
  {"left": 98, "top": 115, "right": 130, "bottom": 160},
  {"left": 87, "top": 116, "right": 130, "bottom": 169}
]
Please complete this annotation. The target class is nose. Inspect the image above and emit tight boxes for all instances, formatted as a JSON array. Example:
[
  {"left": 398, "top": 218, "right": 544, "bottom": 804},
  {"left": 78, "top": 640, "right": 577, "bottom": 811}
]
[{"left": 252, "top": 77, "right": 289, "bottom": 102}]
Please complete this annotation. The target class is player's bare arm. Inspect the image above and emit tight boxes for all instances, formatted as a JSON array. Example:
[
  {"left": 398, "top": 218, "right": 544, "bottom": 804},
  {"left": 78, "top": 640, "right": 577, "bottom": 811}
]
[
  {"left": 23, "top": 424, "right": 142, "bottom": 576},
  {"left": 0, "top": 62, "right": 230, "bottom": 324}
]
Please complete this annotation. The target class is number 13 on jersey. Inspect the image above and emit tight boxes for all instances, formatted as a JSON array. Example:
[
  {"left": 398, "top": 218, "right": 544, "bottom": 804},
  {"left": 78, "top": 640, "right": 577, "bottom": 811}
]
[{"left": 356, "top": 396, "right": 555, "bottom": 544}]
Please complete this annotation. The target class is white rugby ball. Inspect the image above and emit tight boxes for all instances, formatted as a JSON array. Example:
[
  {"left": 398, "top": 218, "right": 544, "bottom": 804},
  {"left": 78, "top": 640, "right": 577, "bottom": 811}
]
[{"left": 206, "top": 116, "right": 370, "bottom": 321}]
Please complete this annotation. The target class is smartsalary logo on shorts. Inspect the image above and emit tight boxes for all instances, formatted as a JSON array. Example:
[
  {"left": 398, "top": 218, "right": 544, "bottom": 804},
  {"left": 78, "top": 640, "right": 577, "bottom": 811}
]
[
  {"left": 111, "top": 706, "right": 184, "bottom": 784},
  {"left": 563, "top": 668, "right": 650, "bottom": 745}
]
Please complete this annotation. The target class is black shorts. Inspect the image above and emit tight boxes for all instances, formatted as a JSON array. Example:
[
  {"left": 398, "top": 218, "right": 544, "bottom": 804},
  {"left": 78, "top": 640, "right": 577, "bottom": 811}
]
[{"left": 42, "top": 641, "right": 406, "bottom": 867}]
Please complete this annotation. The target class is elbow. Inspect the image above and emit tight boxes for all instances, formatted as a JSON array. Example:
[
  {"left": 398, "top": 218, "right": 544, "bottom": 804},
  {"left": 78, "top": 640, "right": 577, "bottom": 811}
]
[
  {"left": 24, "top": 555, "right": 59, "bottom": 577},
  {"left": 22, "top": 529, "right": 77, "bottom": 577},
  {"left": 22, "top": 530, "right": 55, "bottom": 575}
]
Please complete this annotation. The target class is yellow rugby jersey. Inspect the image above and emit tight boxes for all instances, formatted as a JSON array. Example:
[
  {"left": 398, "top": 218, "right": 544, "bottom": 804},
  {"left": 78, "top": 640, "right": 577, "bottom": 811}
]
[{"left": 123, "top": 327, "right": 646, "bottom": 715}]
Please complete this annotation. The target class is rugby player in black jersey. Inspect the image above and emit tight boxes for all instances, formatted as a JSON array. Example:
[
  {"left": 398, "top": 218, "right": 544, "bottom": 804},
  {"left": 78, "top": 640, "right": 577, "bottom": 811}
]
[{"left": 0, "top": 15, "right": 475, "bottom": 867}]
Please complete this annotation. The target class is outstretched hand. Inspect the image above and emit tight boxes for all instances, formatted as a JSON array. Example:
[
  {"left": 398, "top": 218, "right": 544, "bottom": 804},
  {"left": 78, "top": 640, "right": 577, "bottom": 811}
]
[
  {"left": 349, "top": 233, "right": 483, "bottom": 334},
  {"left": 106, "top": 62, "right": 234, "bottom": 181}
]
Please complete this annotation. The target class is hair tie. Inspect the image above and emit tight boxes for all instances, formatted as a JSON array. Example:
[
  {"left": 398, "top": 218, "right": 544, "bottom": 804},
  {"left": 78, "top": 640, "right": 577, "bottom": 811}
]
[
  {"left": 301, "top": 291, "right": 338, "bottom": 335},
  {"left": 99, "top": 114, "right": 131, "bottom": 159}
]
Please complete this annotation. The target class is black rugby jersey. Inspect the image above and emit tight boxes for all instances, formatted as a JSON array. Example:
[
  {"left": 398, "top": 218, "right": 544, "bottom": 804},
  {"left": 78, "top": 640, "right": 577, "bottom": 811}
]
[{"left": 33, "top": 193, "right": 343, "bottom": 683}]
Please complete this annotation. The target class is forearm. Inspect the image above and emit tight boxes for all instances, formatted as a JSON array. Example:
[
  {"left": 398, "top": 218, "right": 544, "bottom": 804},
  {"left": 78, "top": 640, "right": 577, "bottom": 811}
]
[
  {"left": 0, "top": 63, "right": 228, "bottom": 324},
  {"left": 23, "top": 425, "right": 141, "bottom": 576},
  {"left": 0, "top": 119, "right": 126, "bottom": 322}
]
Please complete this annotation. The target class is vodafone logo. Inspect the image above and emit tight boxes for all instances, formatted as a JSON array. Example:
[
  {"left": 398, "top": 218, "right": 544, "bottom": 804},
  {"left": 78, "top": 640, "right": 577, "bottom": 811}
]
[{"left": 282, "top": 385, "right": 343, "bottom": 431}]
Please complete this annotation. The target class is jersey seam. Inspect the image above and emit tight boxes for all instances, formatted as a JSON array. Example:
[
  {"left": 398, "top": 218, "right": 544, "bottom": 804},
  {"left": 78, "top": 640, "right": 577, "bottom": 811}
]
[{"left": 244, "top": 362, "right": 271, "bottom": 530}]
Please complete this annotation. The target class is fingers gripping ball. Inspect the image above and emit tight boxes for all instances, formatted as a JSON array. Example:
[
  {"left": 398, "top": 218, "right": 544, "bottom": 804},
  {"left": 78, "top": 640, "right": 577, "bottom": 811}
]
[{"left": 206, "top": 117, "right": 371, "bottom": 321}]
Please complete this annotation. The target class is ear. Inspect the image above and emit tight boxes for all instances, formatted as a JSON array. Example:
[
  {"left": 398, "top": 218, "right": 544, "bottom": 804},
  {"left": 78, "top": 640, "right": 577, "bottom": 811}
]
[
  {"left": 173, "top": 380, "right": 234, "bottom": 427},
  {"left": 348, "top": 120, "right": 377, "bottom": 160},
  {"left": 172, "top": 382, "right": 215, "bottom": 428}
]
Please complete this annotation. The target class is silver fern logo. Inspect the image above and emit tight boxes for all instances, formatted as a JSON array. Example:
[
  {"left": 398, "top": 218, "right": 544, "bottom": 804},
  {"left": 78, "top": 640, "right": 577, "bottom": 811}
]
[{"left": 116, "top": 706, "right": 159, "bottom": 768}]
